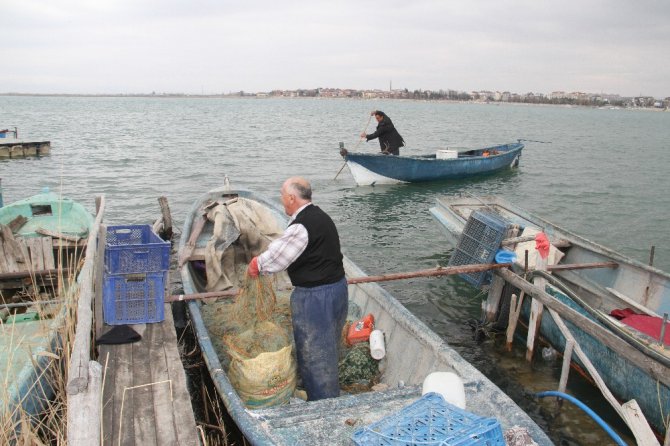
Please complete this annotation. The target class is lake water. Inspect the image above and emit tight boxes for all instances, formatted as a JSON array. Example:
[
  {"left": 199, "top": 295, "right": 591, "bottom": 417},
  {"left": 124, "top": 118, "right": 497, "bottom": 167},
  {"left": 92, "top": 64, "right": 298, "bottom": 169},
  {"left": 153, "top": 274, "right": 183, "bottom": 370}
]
[{"left": 2, "top": 96, "right": 669, "bottom": 444}]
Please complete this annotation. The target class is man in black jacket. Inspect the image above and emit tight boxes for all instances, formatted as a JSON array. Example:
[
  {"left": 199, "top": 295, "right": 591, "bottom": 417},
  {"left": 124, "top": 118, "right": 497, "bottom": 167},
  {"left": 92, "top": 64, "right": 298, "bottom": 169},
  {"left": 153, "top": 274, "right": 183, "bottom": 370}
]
[{"left": 361, "top": 110, "right": 405, "bottom": 155}]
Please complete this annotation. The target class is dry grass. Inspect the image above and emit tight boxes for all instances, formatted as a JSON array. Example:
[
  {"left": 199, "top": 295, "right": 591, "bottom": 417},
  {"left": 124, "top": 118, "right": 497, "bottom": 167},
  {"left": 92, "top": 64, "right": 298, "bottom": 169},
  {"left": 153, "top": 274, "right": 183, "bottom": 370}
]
[{"left": 0, "top": 247, "right": 83, "bottom": 444}]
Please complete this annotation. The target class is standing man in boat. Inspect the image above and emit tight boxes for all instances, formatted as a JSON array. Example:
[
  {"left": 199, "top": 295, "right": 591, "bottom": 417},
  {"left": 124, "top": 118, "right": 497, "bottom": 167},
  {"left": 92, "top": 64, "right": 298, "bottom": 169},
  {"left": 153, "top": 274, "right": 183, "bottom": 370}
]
[
  {"left": 361, "top": 110, "right": 405, "bottom": 155},
  {"left": 247, "top": 176, "right": 348, "bottom": 401}
]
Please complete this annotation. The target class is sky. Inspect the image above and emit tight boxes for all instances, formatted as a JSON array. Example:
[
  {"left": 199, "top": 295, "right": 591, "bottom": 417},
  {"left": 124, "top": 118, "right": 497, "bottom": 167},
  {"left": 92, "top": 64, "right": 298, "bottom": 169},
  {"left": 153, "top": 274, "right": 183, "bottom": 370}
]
[{"left": 1, "top": 0, "right": 669, "bottom": 98}]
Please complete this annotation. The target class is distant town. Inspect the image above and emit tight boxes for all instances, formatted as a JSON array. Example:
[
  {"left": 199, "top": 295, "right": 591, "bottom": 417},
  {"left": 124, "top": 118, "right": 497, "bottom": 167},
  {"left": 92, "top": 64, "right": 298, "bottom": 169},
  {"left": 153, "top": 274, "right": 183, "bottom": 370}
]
[{"left": 4, "top": 88, "right": 669, "bottom": 109}]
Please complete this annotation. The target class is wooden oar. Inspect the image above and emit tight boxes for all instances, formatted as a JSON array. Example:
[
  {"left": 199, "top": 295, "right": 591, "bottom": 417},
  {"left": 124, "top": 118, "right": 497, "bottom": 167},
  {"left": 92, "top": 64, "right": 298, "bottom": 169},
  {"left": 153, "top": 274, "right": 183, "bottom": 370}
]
[
  {"left": 165, "top": 263, "right": 512, "bottom": 302},
  {"left": 165, "top": 260, "right": 618, "bottom": 303}
]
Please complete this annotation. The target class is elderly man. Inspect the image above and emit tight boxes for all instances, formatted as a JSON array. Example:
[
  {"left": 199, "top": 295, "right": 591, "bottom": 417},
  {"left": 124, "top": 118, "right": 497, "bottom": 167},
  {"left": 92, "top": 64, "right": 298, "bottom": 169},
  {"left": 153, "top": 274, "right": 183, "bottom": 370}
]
[{"left": 248, "top": 177, "right": 348, "bottom": 401}]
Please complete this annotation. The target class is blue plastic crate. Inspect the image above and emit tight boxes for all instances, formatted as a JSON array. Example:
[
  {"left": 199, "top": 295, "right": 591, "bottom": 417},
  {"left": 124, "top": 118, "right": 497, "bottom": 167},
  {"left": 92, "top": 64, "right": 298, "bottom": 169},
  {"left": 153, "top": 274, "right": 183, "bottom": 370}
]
[
  {"left": 448, "top": 210, "right": 509, "bottom": 287},
  {"left": 105, "top": 225, "right": 170, "bottom": 274},
  {"left": 103, "top": 272, "right": 165, "bottom": 325},
  {"left": 352, "top": 393, "right": 505, "bottom": 446}
]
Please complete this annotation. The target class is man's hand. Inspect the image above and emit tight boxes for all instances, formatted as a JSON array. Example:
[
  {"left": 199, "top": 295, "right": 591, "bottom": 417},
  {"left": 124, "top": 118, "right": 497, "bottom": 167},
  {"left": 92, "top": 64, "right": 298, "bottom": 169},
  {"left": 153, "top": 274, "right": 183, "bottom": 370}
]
[{"left": 247, "top": 257, "right": 260, "bottom": 277}]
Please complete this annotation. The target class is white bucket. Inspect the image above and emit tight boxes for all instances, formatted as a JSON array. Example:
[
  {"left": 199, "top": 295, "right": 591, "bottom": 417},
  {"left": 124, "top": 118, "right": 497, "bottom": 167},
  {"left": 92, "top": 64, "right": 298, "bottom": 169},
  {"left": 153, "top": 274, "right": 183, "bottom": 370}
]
[
  {"left": 436, "top": 149, "right": 458, "bottom": 160},
  {"left": 369, "top": 329, "right": 385, "bottom": 360},
  {"left": 422, "top": 372, "right": 466, "bottom": 409}
]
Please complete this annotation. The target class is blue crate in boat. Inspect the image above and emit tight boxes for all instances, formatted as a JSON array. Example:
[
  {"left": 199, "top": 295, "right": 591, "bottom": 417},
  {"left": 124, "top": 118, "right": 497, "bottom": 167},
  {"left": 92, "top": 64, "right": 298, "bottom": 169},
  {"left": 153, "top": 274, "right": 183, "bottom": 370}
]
[
  {"left": 105, "top": 225, "right": 170, "bottom": 274},
  {"left": 103, "top": 272, "right": 166, "bottom": 325},
  {"left": 448, "top": 210, "right": 509, "bottom": 287},
  {"left": 352, "top": 392, "right": 505, "bottom": 446}
]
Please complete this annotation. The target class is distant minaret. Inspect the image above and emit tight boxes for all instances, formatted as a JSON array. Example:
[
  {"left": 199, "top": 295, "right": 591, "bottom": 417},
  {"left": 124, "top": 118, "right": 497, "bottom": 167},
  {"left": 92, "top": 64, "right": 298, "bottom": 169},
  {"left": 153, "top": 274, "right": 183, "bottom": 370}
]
[{"left": 390, "top": 80, "right": 392, "bottom": 91}]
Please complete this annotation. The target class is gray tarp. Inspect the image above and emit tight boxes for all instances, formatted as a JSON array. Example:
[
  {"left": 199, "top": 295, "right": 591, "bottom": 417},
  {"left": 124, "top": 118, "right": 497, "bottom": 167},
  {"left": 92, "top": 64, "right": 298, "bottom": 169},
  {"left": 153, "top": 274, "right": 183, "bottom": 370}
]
[{"left": 204, "top": 197, "right": 288, "bottom": 291}]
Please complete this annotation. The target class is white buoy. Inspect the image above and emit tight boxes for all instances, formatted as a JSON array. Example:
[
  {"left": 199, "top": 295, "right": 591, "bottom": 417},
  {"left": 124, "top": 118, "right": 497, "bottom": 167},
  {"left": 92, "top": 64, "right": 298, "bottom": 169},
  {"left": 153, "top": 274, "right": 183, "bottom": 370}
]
[
  {"left": 422, "top": 372, "right": 466, "bottom": 409},
  {"left": 369, "top": 329, "right": 385, "bottom": 360}
]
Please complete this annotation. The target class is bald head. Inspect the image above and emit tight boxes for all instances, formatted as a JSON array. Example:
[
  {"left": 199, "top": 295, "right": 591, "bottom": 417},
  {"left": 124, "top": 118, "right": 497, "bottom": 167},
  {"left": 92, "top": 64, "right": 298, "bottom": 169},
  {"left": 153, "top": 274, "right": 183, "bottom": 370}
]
[{"left": 280, "top": 176, "right": 312, "bottom": 216}]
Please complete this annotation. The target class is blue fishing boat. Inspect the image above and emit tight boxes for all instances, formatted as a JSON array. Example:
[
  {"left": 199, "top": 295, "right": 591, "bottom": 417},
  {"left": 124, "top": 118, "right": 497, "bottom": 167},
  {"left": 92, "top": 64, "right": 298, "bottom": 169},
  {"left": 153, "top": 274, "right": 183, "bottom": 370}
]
[
  {"left": 430, "top": 194, "right": 670, "bottom": 440},
  {"left": 178, "top": 185, "right": 552, "bottom": 445},
  {"left": 0, "top": 189, "right": 94, "bottom": 431},
  {"left": 338, "top": 142, "right": 523, "bottom": 186}
]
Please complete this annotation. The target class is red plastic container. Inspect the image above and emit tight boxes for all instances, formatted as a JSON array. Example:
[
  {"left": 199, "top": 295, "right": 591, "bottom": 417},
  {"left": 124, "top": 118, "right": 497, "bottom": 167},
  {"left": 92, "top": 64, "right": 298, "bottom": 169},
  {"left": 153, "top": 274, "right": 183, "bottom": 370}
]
[{"left": 347, "top": 313, "right": 375, "bottom": 345}]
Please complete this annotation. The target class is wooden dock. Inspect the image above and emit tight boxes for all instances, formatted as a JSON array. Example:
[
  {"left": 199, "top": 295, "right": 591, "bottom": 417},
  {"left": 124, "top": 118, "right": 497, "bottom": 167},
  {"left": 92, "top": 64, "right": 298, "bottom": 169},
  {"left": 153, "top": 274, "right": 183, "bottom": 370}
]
[
  {"left": 66, "top": 200, "right": 201, "bottom": 446},
  {"left": 99, "top": 307, "right": 200, "bottom": 446},
  {"left": 0, "top": 140, "right": 51, "bottom": 158}
]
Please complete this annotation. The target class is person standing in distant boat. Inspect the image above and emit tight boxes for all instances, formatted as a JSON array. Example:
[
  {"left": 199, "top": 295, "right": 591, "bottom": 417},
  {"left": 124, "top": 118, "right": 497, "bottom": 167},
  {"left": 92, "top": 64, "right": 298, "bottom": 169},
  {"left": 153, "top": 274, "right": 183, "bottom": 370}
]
[{"left": 361, "top": 110, "right": 405, "bottom": 155}]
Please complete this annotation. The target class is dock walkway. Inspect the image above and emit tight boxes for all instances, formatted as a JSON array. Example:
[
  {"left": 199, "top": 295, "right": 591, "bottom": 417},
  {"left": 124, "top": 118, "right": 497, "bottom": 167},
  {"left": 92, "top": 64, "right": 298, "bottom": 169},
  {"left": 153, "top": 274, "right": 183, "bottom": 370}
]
[
  {"left": 0, "top": 140, "right": 51, "bottom": 158},
  {"left": 99, "top": 304, "right": 200, "bottom": 446}
]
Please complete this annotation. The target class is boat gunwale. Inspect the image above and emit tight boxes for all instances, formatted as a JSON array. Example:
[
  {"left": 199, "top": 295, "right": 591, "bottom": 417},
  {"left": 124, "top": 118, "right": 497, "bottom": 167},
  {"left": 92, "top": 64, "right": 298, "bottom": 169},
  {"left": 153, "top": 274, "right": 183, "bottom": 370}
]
[{"left": 345, "top": 142, "right": 523, "bottom": 163}]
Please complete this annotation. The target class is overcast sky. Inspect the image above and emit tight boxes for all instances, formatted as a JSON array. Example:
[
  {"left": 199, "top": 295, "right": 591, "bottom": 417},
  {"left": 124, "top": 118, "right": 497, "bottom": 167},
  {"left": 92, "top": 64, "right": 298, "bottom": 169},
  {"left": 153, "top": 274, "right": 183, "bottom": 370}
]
[{"left": 1, "top": 0, "right": 669, "bottom": 98}]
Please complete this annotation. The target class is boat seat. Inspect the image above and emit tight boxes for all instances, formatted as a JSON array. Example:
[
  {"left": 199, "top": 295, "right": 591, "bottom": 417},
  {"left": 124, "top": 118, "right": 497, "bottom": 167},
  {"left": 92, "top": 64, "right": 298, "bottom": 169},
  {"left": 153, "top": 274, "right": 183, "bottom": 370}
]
[{"left": 186, "top": 247, "right": 206, "bottom": 262}]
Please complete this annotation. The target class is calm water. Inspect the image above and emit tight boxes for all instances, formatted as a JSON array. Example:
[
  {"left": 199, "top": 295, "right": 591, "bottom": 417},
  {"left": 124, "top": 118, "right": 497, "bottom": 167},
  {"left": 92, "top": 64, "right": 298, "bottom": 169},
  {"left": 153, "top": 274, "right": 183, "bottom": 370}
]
[{"left": 2, "top": 96, "right": 669, "bottom": 444}]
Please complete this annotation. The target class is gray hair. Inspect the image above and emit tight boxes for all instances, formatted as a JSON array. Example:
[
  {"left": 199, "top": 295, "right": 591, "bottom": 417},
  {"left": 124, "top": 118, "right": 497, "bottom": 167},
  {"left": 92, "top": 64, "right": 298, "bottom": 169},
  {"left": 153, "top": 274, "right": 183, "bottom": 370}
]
[{"left": 288, "top": 180, "right": 312, "bottom": 200}]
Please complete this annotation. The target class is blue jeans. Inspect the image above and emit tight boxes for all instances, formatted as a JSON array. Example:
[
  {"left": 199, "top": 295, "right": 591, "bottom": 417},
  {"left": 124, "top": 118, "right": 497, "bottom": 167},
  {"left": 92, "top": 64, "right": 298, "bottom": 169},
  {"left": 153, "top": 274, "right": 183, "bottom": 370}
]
[{"left": 291, "top": 277, "right": 348, "bottom": 401}]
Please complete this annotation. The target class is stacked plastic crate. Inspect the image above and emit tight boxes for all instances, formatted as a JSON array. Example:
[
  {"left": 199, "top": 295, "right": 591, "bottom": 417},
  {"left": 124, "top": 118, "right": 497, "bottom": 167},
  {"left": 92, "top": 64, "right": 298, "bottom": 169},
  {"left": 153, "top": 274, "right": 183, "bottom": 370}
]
[
  {"left": 103, "top": 225, "right": 171, "bottom": 325},
  {"left": 447, "top": 210, "right": 509, "bottom": 287}
]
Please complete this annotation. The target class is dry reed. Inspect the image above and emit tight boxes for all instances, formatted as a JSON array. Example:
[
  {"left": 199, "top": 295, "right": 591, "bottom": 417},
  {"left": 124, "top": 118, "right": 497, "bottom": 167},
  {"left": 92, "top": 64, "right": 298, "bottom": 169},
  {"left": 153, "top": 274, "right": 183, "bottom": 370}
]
[{"left": 0, "top": 243, "right": 84, "bottom": 444}]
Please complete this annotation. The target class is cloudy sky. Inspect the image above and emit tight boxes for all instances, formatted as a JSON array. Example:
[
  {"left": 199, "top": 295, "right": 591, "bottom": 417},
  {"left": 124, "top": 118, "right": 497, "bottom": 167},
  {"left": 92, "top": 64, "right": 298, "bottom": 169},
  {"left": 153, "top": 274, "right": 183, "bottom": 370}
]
[{"left": 2, "top": 0, "right": 669, "bottom": 97}]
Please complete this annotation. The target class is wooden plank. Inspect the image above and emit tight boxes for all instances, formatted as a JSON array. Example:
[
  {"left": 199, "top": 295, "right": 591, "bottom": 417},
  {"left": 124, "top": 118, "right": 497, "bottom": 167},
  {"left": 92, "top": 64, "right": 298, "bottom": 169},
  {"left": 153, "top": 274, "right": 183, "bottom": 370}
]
[
  {"left": 101, "top": 349, "right": 117, "bottom": 446},
  {"left": 150, "top": 316, "right": 179, "bottom": 446},
  {"left": 0, "top": 267, "right": 73, "bottom": 280},
  {"left": 621, "top": 400, "right": 659, "bottom": 446},
  {"left": 0, "top": 225, "right": 21, "bottom": 272},
  {"left": 0, "top": 240, "right": 9, "bottom": 273},
  {"left": 502, "top": 235, "right": 571, "bottom": 248},
  {"left": 132, "top": 325, "right": 158, "bottom": 445},
  {"left": 67, "top": 360, "right": 103, "bottom": 445},
  {"left": 94, "top": 224, "right": 107, "bottom": 340},
  {"left": 15, "top": 238, "right": 31, "bottom": 270},
  {"left": 161, "top": 302, "right": 199, "bottom": 445},
  {"left": 506, "top": 292, "right": 525, "bottom": 351},
  {"left": 178, "top": 213, "right": 207, "bottom": 267},
  {"left": 42, "top": 237, "right": 56, "bottom": 270},
  {"left": 157, "top": 196, "right": 173, "bottom": 241},
  {"left": 115, "top": 343, "right": 135, "bottom": 446},
  {"left": 8, "top": 215, "right": 28, "bottom": 232},
  {"left": 27, "top": 238, "right": 45, "bottom": 271},
  {"left": 526, "top": 255, "right": 547, "bottom": 361},
  {"left": 35, "top": 227, "right": 82, "bottom": 243}
]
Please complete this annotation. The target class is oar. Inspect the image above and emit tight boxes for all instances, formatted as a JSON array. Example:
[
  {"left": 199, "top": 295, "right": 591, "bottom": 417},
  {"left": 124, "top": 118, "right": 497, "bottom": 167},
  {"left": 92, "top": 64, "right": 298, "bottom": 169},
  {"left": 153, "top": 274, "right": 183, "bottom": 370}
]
[
  {"left": 165, "top": 262, "right": 512, "bottom": 302},
  {"left": 334, "top": 112, "right": 373, "bottom": 180},
  {"left": 165, "top": 260, "right": 617, "bottom": 303}
]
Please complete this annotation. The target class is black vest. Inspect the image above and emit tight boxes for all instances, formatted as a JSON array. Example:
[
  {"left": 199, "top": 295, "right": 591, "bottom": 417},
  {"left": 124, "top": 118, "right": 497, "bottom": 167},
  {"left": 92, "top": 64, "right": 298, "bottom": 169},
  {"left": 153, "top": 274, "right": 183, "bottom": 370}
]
[{"left": 287, "top": 204, "right": 345, "bottom": 287}]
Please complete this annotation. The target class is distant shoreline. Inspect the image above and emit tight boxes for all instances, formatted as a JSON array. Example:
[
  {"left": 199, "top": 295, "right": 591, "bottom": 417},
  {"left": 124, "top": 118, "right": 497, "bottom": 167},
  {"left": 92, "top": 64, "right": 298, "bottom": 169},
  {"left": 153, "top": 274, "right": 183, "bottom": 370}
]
[{"left": 1, "top": 93, "right": 667, "bottom": 112}]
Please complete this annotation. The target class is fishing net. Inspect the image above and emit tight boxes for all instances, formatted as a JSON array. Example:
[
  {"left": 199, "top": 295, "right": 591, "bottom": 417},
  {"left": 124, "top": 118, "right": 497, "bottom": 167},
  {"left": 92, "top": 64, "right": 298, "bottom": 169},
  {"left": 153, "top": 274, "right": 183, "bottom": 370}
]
[{"left": 200, "top": 197, "right": 296, "bottom": 408}]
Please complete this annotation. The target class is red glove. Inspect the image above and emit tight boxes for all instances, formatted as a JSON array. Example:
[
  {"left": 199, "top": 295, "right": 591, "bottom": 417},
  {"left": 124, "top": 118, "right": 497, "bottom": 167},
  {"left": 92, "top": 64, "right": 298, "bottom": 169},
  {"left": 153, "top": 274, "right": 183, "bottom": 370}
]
[
  {"left": 247, "top": 257, "right": 259, "bottom": 277},
  {"left": 535, "top": 233, "right": 550, "bottom": 259}
]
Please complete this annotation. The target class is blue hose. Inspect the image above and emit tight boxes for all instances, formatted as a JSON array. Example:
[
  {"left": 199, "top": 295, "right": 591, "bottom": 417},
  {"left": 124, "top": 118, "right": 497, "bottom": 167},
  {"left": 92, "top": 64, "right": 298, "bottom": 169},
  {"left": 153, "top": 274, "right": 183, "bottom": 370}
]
[{"left": 537, "top": 391, "right": 628, "bottom": 446}]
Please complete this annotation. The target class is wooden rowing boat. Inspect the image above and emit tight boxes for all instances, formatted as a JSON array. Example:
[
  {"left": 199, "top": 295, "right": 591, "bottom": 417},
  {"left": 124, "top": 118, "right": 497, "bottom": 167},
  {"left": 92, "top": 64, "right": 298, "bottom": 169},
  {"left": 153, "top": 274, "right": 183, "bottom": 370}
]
[
  {"left": 0, "top": 189, "right": 94, "bottom": 429},
  {"left": 430, "top": 194, "right": 670, "bottom": 439},
  {"left": 179, "top": 186, "right": 552, "bottom": 445},
  {"left": 339, "top": 142, "right": 523, "bottom": 186}
]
